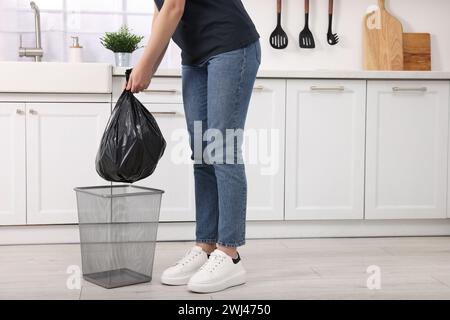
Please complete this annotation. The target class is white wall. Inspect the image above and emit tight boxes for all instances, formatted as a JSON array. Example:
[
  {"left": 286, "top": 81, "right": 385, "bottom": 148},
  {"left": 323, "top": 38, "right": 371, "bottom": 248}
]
[
  {"left": 1, "top": 0, "right": 449, "bottom": 71},
  {"left": 243, "top": 0, "right": 450, "bottom": 71}
]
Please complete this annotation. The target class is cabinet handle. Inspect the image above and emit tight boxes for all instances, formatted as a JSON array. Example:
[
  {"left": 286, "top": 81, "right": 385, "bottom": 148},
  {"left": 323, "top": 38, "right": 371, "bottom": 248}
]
[
  {"left": 143, "top": 89, "right": 178, "bottom": 94},
  {"left": 310, "top": 86, "right": 345, "bottom": 92},
  {"left": 152, "top": 111, "right": 179, "bottom": 116},
  {"left": 29, "top": 109, "right": 38, "bottom": 115},
  {"left": 145, "top": 86, "right": 266, "bottom": 93},
  {"left": 16, "top": 109, "right": 25, "bottom": 115},
  {"left": 392, "top": 87, "right": 427, "bottom": 93}
]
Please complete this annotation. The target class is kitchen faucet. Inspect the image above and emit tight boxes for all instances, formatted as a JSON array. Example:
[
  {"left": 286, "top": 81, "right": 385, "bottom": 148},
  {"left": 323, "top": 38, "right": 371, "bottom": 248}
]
[{"left": 18, "top": 1, "right": 43, "bottom": 62}]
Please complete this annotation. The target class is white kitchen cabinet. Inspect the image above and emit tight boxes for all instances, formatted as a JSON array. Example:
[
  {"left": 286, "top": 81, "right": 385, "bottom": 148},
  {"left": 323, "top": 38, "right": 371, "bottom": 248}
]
[
  {"left": 138, "top": 104, "right": 195, "bottom": 222},
  {"left": 112, "top": 77, "right": 183, "bottom": 104},
  {"left": 0, "top": 104, "right": 26, "bottom": 225},
  {"left": 135, "top": 79, "right": 286, "bottom": 222},
  {"left": 26, "top": 103, "right": 110, "bottom": 224},
  {"left": 245, "top": 79, "right": 286, "bottom": 220},
  {"left": 113, "top": 76, "right": 195, "bottom": 222},
  {"left": 366, "top": 81, "right": 450, "bottom": 219},
  {"left": 285, "top": 80, "right": 366, "bottom": 220}
]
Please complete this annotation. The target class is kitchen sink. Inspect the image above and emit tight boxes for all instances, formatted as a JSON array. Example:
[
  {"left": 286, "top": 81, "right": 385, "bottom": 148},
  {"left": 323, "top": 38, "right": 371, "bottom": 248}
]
[{"left": 0, "top": 62, "right": 112, "bottom": 93}]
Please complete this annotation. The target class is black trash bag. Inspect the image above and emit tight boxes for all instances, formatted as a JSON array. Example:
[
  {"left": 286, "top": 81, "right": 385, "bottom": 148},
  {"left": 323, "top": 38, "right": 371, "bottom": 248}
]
[{"left": 95, "top": 69, "right": 166, "bottom": 183}]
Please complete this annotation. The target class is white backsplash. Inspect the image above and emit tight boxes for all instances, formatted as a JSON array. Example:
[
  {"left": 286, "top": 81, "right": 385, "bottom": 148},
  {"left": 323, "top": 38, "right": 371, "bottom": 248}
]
[{"left": 1, "top": 0, "right": 450, "bottom": 71}]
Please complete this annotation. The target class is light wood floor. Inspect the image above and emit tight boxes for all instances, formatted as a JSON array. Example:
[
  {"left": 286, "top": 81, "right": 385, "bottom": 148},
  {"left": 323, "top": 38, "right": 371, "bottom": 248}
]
[{"left": 1, "top": 237, "right": 450, "bottom": 300}]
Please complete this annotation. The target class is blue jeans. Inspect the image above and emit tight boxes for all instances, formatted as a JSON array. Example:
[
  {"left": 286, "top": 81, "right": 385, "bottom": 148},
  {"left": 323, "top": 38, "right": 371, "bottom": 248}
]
[{"left": 182, "top": 40, "right": 261, "bottom": 248}]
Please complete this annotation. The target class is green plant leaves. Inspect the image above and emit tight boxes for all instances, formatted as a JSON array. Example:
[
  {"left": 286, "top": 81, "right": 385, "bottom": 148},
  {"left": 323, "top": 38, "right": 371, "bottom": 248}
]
[{"left": 100, "top": 25, "right": 144, "bottom": 53}]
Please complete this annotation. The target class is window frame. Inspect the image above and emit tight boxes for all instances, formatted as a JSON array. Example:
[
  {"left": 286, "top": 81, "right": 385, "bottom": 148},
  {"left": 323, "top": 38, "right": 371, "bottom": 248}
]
[{"left": 9, "top": 0, "right": 154, "bottom": 61}]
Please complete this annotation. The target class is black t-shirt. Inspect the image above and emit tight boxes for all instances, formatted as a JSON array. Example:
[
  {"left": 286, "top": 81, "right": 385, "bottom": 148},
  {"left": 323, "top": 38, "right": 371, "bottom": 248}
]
[{"left": 153, "top": 0, "right": 260, "bottom": 65}]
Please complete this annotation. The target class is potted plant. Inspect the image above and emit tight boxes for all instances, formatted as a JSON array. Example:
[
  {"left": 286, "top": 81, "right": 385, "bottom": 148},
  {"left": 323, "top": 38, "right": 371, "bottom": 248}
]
[{"left": 100, "top": 25, "right": 144, "bottom": 67}]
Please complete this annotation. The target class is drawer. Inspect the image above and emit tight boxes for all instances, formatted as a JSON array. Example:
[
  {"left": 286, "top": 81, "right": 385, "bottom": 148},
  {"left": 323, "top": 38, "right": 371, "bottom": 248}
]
[
  {"left": 145, "top": 102, "right": 185, "bottom": 116},
  {"left": 112, "top": 76, "right": 183, "bottom": 104}
]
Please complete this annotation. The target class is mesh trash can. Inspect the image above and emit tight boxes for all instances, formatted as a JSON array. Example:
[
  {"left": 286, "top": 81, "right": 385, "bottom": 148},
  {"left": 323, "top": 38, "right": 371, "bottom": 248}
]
[{"left": 74, "top": 185, "right": 163, "bottom": 289}]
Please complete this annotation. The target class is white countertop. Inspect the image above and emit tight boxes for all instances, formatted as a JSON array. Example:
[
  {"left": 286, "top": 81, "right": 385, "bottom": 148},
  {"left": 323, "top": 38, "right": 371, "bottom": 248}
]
[
  {"left": 114, "top": 66, "right": 450, "bottom": 80},
  {"left": 1, "top": 62, "right": 450, "bottom": 94}
]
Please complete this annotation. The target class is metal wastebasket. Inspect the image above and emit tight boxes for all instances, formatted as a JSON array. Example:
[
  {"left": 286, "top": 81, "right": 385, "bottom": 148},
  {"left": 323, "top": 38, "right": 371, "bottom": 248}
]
[{"left": 74, "top": 185, "right": 163, "bottom": 289}]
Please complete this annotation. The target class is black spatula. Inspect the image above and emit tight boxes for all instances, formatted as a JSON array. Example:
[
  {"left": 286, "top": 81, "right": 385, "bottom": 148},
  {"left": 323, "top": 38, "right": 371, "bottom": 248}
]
[
  {"left": 270, "top": 0, "right": 288, "bottom": 49},
  {"left": 299, "top": 0, "right": 315, "bottom": 49},
  {"left": 327, "top": 0, "right": 339, "bottom": 45}
]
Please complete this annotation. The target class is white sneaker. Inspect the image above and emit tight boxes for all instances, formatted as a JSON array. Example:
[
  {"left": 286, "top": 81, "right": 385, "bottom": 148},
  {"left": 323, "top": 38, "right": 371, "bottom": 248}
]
[
  {"left": 187, "top": 249, "right": 246, "bottom": 293},
  {"left": 161, "top": 246, "right": 208, "bottom": 285}
]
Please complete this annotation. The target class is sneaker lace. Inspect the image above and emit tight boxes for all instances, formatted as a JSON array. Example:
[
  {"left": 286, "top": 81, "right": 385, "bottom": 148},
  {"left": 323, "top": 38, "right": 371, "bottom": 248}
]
[
  {"left": 200, "top": 252, "right": 226, "bottom": 273},
  {"left": 176, "top": 249, "right": 201, "bottom": 267}
]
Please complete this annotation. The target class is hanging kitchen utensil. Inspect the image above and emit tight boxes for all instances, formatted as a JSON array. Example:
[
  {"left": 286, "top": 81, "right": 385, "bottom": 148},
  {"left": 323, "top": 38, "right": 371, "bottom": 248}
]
[
  {"left": 363, "top": 0, "right": 403, "bottom": 70},
  {"left": 327, "top": 0, "right": 339, "bottom": 45},
  {"left": 299, "top": 0, "right": 315, "bottom": 49},
  {"left": 270, "top": 0, "right": 288, "bottom": 49}
]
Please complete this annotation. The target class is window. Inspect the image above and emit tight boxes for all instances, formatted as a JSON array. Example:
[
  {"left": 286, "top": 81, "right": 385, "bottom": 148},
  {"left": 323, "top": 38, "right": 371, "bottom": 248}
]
[{"left": 0, "top": 0, "right": 180, "bottom": 67}]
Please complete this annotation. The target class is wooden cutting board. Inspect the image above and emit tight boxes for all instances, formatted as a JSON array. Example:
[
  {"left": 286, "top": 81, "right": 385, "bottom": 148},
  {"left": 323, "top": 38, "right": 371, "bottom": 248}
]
[
  {"left": 403, "top": 33, "right": 431, "bottom": 71},
  {"left": 363, "top": 0, "right": 404, "bottom": 70}
]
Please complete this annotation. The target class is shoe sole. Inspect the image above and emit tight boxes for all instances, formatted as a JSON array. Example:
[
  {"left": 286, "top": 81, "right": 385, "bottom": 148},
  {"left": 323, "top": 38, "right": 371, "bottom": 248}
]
[
  {"left": 161, "top": 273, "right": 193, "bottom": 286},
  {"left": 187, "top": 271, "right": 246, "bottom": 293}
]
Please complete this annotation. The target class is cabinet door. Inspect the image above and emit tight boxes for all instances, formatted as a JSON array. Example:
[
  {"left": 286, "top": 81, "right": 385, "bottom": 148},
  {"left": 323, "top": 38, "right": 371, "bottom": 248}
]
[
  {"left": 138, "top": 104, "right": 195, "bottom": 222},
  {"left": 140, "top": 79, "right": 286, "bottom": 222},
  {"left": 366, "top": 81, "right": 449, "bottom": 219},
  {"left": 26, "top": 103, "right": 110, "bottom": 224},
  {"left": 0, "top": 104, "right": 26, "bottom": 225},
  {"left": 285, "top": 80, "right": 366, "bottom": 220},
  {"left": 245, "top": 79, "right": 286, "bottom": 220}
]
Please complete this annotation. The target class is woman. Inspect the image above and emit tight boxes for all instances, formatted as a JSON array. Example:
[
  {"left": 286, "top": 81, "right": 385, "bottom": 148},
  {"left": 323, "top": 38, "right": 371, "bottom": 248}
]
[{"left": 126, "top": 0, "right": 260, "bottom": 293}]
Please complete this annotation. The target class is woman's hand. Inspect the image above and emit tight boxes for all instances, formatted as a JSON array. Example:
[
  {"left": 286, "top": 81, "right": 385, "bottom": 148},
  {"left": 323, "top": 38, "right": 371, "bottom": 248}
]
[
  {"left": 125, "top": 0, "right": 185, "bottom": 93},
  {"left": 125, "top": 63, "right": 153, "bottom": 93}
]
